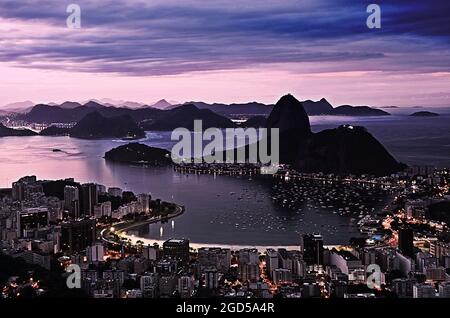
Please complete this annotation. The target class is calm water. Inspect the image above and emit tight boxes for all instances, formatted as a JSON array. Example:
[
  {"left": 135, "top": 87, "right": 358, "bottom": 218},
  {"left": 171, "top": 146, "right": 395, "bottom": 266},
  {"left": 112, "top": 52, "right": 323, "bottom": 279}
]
[{"left": 0, "top": 115, "right": 449, "bottom": 245}]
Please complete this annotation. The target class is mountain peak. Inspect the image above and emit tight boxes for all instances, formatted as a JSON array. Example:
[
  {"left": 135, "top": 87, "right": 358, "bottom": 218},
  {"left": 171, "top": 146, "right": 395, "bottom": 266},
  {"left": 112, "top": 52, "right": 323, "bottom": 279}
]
[
  {"left": 266, "top": 94, "right": 311, "bottom": 135},
  {"left": 83, "top": 101, "right": 105, "bottom": 108},
  {"left": 265, "top": 94, "right": 311, "bottom": 164},
  {"left": 319, "top": 97, "right": 331, "bottom": 105},
  {"left": 151, "top": 99, "right": 172, "bottom": 109},
  {"left": 173, "top": 103, "right": 199, "bottom": 112},
  {"left": 277, "top": 93, "right": 298, "bottom": 104},
  {"left": 60, "top": 101, "right": 82, "bottom": 109}
]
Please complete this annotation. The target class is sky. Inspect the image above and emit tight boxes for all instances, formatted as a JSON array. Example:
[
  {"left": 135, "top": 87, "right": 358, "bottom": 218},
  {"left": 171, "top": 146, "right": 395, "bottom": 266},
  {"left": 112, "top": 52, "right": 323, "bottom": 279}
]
[{"left": 0, "top": 0, "right": 450, "bottom": 107}]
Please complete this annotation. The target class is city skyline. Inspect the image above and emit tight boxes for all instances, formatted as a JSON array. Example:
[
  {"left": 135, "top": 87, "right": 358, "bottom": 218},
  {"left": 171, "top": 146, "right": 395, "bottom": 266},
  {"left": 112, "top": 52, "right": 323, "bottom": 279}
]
[{"left": 1, "top": 0, "right": 450, "bottom": 107}]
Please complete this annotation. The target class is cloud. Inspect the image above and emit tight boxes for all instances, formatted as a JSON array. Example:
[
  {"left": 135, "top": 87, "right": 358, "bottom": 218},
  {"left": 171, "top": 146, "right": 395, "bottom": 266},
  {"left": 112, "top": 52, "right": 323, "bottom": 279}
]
[{"left": 0, "top": 0, "right": 449, "bottom": 76}]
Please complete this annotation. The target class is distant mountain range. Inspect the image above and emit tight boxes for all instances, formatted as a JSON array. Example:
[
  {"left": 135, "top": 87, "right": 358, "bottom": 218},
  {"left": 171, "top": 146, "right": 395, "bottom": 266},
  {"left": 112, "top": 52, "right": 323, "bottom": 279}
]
[
  {"left": 170, "top": 101, "right": 273, "bottom": 117},
  {"left": 8, "top": 99, "right": 385, "bottom": 136},
  {"left": 88, "top": 98, "right": 146, "bottom": 108},
  {"left": 14, "top": 101, "right": 235, "bottom": 132},
  {"left": 15, "top": 101, "right": 159, "bottom": 124},
  {"left": 0, "top": 100, "right": 35, "bottom": 113},
  {"left": 107, "top": 94, "right": 405, "bottom": 176},
  {"left": 140, "top": 104, "right": 236, "bottom": 130},
  {"left": 4, "top": 96, "right": 450, "bottom": 120},
  {"left": 172, "top": 98, "right": 390, "bottom": 117},
  {"left": 0, "top": 95, "right": 398, "bottom": 143},
  {"left": 2, "top": 97, "right": 391, "bottom": 119}
]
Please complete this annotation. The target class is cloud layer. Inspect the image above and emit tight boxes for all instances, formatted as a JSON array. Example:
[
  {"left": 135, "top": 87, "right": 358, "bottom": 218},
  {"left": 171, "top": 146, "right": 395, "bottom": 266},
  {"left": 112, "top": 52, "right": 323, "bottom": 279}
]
[
  {"left": 0, "top": 0, "right": 449, "bottom": 76},
  {"left": 0, "top": 0, "right": 450, "bottom": 107}
]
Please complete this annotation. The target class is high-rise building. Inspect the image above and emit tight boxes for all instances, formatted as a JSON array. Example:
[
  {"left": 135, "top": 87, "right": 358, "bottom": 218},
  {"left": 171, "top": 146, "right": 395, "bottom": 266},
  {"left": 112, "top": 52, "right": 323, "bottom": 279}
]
[
  {"left": 430, "top": 241, "right": 450, "bottom": 260},
  {"left": 61, "top": 218, "right": 96, "bottom": 254},
  {"left": 239, "top": 248, "right": 259, "bottom": 265},
  {"left": 426, "top": 267, "right": 447, "bottom": 281},
  {"left": 289, "top": 251, "right": 306, "bottom": 279},
  {"left": 12, "top": 176, "right": 42, "bottom": 202},
  {"left": 204, "top": 267, "right": 218, "bottom": 289},
  {"left": 159, "top": 275, "right": 177, "bottom": 297},
  {"left": 103, "top": 270, "right": 125, "bottom": 286},
  {"left": 444, "top": 256, "right": 450, "bottom": 269},
  {"left": 151, "top": 259, "right": 178, "bottom": 274},
  {"left": 302, "top": 283, "right": 321, "bottom": 298},
  {"left": 82, "top": 183, "right": 98, "bottom": 216},
  {"left": 392, "top": 278, "right": 416, "bottom": 298},
  {"left": 87, "top": 242, "right": 105, "bottom": 263},
  {"left": 108, "top": 187, "right": 123, "bottom": 197},
  {"left": 16, "top": 207, "right": 49, "bottom": 236},
  {"left": 398, "top": 227, "right": 414, "bottom": 257},
  {"left": 198, "top": 247, "right": 231, "bottom": 273},
  {"left": 439, "top": 282, "right": 450, "bottom": 298},
  {"left": 301, "top": 234, "right": 324, "bottom": 265},
  {"left": 93, "top": 204, "right": 102, "bottom": 219},
  {"left": 96, "top": 184, "right": 107, "bottom": 195},
  {"left": 265, "top": 249, "right": 279, "bottom": 278},
  {"left": 278, "top": 249, "right": 294, "bottom": 272},
  {"left": 142, "top": 245, "right": 159, "bottom": 260},
  {"left": 64, "top": 185, "right": 80, "bottom": 219},
  {"left": 272, "top": 268, "right": 292, "bottom": 285},
  {"left": 177, "top": 275, "right": 195, "bottom": 298},
  {"left": 12, "top": 181, "right": 25, "bottom": 202},
  {"left": 163, "top": 238, "right": 190, "bottom": 264},
  {"left": 413, "top": 283, "right": 436, "bottom": 298},
  {"left": 331, "top": 280, "right": 348, "bottom": 298},
  {"left": 140, "top": 274, "right": 159, "bottom": 298},
  {"left": 137, "top": 193, "right": 151, "bottom": 213},
  {"left": 239, "top": 263, "right": 259, "bottom": 282},
  {"left": 93, "top": 201, "right": 112, "bottom": 219}
]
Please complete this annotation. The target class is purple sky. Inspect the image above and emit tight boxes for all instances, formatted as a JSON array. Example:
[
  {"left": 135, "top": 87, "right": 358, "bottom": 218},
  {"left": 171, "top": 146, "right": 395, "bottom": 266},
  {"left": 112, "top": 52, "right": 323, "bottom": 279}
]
[{"left": 0, "top": 0, "right": 450, "bottom": 107}]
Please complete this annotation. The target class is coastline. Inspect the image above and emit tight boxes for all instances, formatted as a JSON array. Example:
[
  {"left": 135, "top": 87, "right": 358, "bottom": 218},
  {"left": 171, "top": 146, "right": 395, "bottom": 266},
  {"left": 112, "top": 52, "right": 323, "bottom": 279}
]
[
  {"left": 100, "top": 203, "right": 184, "bottom": 246},
  {"left": 107, "top": 206, "right": 341, "bottom": 252},
  {"left": 120, "top": 234, "right": 341, "bottom": 253},
  {"left": 100, "top": 204, "right": 317, "bottom": 252}
]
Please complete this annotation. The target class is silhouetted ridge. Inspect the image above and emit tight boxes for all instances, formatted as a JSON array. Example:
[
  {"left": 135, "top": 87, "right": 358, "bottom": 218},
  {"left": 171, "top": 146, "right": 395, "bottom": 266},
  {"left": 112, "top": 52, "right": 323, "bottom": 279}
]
[
  {"left": 40, "top": 111, "right": 145, "bottom": 139},
  {"left": 141, "top": 104, "right": 236, "bottom": 131},
  {"left": 297, "top": 125, "right": 405, "bottom": 175},
  {"left": 302, "top": 98, "right": 334, "bottom": 115},
  {"left": 70, "top": 111, "right": 145, "bottom": 139},
  {"left": 266, "top": 94, "right": 311, "bottom": 163}
]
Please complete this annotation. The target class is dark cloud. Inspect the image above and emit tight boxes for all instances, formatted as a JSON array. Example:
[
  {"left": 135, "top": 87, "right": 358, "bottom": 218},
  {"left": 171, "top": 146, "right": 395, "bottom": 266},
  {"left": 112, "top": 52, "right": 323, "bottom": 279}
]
[{"left": 0, "top": 0, "right": 449, "bottom": 75}]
